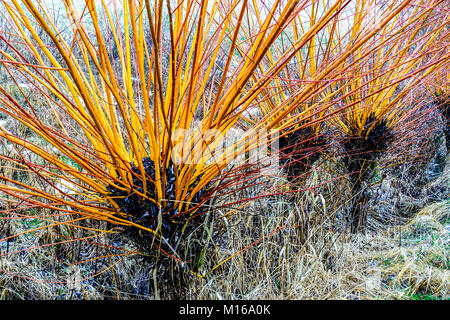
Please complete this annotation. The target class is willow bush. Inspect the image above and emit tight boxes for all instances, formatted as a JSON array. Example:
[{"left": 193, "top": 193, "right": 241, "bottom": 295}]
[
  {"left": 0, "top": 0, "right": 341, "bottom": 291},
  {"left": 235, "top": 0, "right": 449, "bottom": 234},
  {"left": 328, "top": 0, "right": 449, "bottom": 232}
]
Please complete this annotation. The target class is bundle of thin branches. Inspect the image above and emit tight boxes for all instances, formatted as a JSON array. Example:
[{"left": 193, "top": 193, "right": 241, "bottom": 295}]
[
  {"left": 325, "top": 0, "right": 450, "bottom": 232},
  {"left": 234, "top": 0, "right": 449, "bottom": 234},
  {"left": 0, "top": 0, "right": 312, "bottom": 285}
]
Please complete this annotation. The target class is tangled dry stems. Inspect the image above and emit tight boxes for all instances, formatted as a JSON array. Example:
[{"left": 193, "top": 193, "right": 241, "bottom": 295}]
[{"left": 1, "top": 137, "right": 447, "bottom": 299}]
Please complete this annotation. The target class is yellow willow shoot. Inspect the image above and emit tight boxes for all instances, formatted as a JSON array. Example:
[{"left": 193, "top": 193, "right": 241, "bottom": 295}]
[{"left": 426, "top": 60, "right": 449, "bottom": 100}]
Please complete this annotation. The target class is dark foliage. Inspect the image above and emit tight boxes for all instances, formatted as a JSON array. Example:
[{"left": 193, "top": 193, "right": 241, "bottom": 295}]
[
  {"left": 107, "top": 158, "right": 209, "bottom": 251},
  {"left": 106, "top": 158, "right": 213, "bottom": 298},
  {"left": 341, "top": 114, "right": 394, "bottom": 232},
  {"left": 342, "top": 115, "right": 393, "bottom": 180},
  {"left": 278, "top": 127, "right": 325, "bottom": 183}
]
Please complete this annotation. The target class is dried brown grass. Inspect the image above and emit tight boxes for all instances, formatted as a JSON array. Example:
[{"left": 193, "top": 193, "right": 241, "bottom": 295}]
[{"left": 0, "top": 121, "right": 448, "bottom": 300}]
